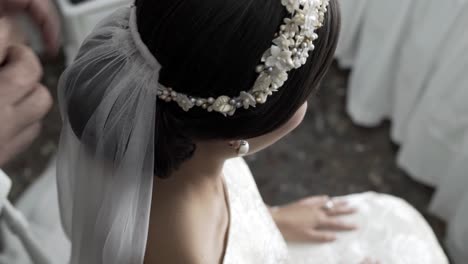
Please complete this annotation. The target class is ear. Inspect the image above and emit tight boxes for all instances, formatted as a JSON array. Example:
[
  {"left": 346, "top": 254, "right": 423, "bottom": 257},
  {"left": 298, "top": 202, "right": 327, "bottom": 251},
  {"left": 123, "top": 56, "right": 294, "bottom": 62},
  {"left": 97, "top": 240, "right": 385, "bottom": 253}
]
[{"left": 228, "top": 140, "right": 240, "bottom": 148}]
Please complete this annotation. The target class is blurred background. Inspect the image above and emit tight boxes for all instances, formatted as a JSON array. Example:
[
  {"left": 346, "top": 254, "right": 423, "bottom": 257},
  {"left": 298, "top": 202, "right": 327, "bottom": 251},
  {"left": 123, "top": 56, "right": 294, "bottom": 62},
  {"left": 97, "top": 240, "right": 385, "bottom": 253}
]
[{"left": 3, "top": 0, "right": 468, "bottom": 263}]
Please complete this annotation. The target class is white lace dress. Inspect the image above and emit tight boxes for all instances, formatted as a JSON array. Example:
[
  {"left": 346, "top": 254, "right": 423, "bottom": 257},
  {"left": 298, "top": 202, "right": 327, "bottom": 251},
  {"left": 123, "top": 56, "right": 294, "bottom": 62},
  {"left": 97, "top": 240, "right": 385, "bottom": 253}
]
[
  {"left": 0, "top": 158, "right": 448, "bottom": 264},
  {"left": 222, "top": 158, "right": 448, "bottom": 264}
]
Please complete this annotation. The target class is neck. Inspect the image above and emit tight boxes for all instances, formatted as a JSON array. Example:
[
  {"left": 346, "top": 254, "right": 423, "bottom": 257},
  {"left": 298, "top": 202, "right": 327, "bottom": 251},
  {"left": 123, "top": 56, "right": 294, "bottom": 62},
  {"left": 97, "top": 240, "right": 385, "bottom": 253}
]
[
  {"left": 155, "top": 140, "right": 231, "bottom": 191},
  {"left": 146, "top": 141, "right": 231, "bottom": 264},
  {"left": 170, "top": 142, "right": 226, "bottom": 185}
]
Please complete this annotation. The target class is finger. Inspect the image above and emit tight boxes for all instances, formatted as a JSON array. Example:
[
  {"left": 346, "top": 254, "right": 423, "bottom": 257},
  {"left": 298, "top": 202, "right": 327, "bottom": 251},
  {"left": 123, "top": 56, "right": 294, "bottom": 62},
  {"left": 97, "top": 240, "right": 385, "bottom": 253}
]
[
  {"left": 26, "top": 0, "right": 60, "bottom": 55},
  {"left": 13, "top": 84, "right": 52, "bottom": 129},
  {"left": 318, "top": 218, "right": 357, "bottom": 231},
  {"left": 0, "top": 0, "right": 60, "bottom": 55},
  {"left": 0, "top": 122, "right": 41, "bottom": 166},
  {"left": 40, "top": 10, "right": 60, "bottom": 56},
  {"left": 326, "top": 201, "right": 357, "bottom": 216},
  {"left": 331, "top": 200, "right": 348, "bottom": 207},
  {"left": 305, "top": 230, "right": 336, "bottom": 243},
  {"left": 0, "top": 17, "right": 14, "bottom": 63},
  {"left": 300, "top": 195, "right": 330, "bottom": 206},
  {"left": 327, "top": 206, "right": 357, "bottom": 216},
  {"left": 0, "top": 45, "right": 42, "bottom": 104}
]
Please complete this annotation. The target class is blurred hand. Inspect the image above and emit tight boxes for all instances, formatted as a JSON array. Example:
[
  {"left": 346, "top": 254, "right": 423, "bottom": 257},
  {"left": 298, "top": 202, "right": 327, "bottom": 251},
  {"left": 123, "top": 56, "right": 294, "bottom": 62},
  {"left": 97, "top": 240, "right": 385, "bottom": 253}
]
[
  {"left": 0, "top": 0, "right": 60, "bottom": 55},
  {"left": 270, "top": 196, "right": 357, "bottom": 243},
  {"left": 0, "top": 19, "right": 52, "bottom": 166}
]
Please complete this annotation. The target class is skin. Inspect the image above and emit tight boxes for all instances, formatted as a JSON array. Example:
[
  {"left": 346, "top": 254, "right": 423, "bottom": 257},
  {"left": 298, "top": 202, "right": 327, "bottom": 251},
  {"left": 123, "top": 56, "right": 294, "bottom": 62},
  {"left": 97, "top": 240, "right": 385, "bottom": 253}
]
[
  {"left": 0, "top": 0, "right": 60, "bottom": 56},
  {"left": 0, "top": 0, "right": 59, "bottom": 166},
  {"left": 144, "top": 103, "right": 360, "bottom": 264}
]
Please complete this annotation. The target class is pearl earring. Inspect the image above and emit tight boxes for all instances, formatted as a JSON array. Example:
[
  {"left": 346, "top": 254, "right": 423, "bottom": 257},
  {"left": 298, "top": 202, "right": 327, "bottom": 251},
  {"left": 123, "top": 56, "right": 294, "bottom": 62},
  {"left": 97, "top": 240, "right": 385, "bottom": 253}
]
[{"left": 237, "top": 140, "right": 250, "bottom": 156}]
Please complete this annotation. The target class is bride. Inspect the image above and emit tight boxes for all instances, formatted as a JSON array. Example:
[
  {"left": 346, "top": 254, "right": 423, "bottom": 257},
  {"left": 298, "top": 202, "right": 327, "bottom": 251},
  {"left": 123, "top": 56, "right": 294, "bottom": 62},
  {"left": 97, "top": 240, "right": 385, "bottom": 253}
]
[{"left": 51, "top": 0, "right": 447, "bottom": 263}]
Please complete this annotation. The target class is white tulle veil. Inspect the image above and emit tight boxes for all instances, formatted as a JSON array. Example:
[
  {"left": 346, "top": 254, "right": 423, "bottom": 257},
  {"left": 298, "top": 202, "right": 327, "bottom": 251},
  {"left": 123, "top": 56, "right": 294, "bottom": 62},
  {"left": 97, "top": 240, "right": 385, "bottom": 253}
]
[{"left": 56, "top": 6, "right": 160, "bottom": 264}]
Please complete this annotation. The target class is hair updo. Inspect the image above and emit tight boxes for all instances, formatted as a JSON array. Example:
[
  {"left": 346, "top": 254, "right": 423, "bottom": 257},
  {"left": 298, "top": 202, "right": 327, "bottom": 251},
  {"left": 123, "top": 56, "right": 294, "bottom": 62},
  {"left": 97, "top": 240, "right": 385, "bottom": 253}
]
[
  {"left": 69, "top": 0, "right": 341, "bottom": 178},
  {"left": 135, "top": 0, "right": 340, "bottom": 177}
]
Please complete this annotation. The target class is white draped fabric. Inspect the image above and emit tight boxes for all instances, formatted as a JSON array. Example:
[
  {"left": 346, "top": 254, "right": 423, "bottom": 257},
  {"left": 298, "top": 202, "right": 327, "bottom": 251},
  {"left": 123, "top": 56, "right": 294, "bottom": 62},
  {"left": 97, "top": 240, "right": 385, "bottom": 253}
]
[
  {"left": 335, "top": 0, "right": 468, "bottom": 262},
  {"left": 0, "top": 161, "right": 70, "bottom": 264},
  {"left": 0, "top": 158, "right": 448, "bottom": 263}
]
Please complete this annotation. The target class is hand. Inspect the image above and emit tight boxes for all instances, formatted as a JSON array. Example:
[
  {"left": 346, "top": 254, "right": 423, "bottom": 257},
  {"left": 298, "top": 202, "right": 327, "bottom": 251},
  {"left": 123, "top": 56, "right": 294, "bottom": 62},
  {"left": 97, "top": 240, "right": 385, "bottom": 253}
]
[
  {"left": 0, "top": 41, "right": 52, "bottom": 166},
  {"left": 270, "top": 196, "right": 357, "bottom": 243},
  {"left": 0, "top": 0, "right": 60, "bottom": 55}
]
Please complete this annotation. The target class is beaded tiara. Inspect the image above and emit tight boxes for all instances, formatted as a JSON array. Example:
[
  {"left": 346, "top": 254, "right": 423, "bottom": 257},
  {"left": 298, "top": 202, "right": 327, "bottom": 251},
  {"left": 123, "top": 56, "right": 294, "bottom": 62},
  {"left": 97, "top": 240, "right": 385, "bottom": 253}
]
[{"left": 156, "top": 0, "right": 330, "bottom": 116}]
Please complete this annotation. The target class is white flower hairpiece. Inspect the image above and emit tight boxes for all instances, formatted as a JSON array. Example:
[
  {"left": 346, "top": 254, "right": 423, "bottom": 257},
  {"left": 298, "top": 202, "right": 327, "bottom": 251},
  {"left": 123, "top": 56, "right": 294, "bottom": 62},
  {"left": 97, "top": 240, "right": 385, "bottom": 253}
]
[{"left": 157, "top": 0, "right": 330, "bottom": 116}]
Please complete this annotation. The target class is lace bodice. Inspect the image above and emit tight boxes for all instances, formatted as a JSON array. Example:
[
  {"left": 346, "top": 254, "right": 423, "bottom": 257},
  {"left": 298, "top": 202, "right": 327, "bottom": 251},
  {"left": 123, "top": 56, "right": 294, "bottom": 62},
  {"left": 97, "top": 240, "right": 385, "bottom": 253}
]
[{"left": 222, "top": 158, "right": 290, "bottom": 263}]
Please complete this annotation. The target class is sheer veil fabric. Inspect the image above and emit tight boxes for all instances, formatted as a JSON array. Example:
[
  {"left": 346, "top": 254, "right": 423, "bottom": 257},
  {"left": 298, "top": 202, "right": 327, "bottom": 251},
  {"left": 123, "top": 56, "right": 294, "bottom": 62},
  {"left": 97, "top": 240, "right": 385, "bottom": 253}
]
[{"left": 56, "top": 7, "right": 160, "bottom": 264}]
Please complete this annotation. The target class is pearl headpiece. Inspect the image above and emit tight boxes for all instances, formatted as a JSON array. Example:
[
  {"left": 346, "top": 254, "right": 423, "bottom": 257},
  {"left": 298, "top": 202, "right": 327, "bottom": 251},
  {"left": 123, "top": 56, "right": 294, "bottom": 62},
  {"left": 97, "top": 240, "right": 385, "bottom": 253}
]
[{"left": 157, "top": 0, "right": 330, "bottom": 116}]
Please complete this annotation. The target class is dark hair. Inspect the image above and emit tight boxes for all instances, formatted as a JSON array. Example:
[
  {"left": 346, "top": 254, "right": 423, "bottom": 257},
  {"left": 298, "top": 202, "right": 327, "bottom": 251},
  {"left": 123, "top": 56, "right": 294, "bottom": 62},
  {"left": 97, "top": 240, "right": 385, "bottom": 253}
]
[
  {"left": 69, "top": 0, "right": 340, "bottom": 178},
  {"left": 135, "top": 0, "right": 340, "bottom": 177}
]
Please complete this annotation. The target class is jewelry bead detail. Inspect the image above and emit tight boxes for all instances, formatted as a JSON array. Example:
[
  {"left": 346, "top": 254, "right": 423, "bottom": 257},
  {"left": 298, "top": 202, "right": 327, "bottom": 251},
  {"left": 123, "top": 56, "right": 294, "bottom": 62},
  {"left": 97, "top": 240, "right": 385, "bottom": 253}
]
[{"left": 156, "top": 0, "right": 330, "bottom": 116}]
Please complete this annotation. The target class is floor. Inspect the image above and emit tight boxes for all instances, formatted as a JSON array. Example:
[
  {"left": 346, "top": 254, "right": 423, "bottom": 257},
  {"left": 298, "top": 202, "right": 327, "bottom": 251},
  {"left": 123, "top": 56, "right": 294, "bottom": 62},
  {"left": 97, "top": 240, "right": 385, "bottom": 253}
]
[{"left": 3, "top": 56, "right": 446, "bottom": 244}]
